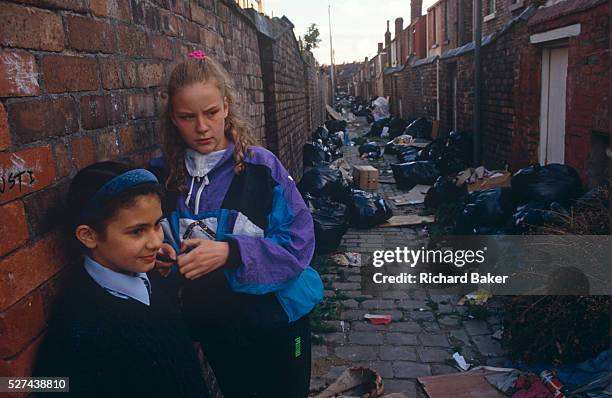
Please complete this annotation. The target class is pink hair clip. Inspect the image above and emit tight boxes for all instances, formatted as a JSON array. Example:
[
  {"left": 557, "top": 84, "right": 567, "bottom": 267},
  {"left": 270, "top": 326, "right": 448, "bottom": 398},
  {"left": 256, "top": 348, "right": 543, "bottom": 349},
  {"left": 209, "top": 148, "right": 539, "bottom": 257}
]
[{"left": 188, "top": 50, "right": 207, "bottom": 59}]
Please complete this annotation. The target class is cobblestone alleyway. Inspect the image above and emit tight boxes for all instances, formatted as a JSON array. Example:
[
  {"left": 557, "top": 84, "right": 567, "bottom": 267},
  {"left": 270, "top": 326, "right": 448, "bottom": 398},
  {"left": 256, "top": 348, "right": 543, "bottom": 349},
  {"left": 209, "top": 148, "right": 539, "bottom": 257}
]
[{"left": 309, "top": 118, "right": 509, "bottom": 396}]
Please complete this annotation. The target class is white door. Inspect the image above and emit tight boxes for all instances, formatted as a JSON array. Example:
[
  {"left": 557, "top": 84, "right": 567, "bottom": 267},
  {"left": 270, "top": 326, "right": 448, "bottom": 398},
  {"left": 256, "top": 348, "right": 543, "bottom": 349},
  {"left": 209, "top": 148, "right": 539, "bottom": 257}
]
[{"left": 539, "top": 47, "right": 568, "bottom": 164}]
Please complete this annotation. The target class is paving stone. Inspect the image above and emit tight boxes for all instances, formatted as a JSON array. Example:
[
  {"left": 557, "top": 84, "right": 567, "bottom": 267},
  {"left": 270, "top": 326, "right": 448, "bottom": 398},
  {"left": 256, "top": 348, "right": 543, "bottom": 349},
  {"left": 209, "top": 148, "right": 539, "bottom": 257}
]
[
  {"left": 340, "top": 299, "right": 359, "bottom": 309},
  {"left": 350, "top": 321, "right": 391, "bottom": 332},
  {"left": 324, "top": 332, "right": 347, "bottom": 344},
  {"left": 344, "top": 291, "right": 372, "bottom": 299},
  {"left": 360, "top": 299, "right": 397, "bottom": 310},
  {"left": 346, "top": 275, "right": 362, "bottom": 283},
  {"left": 417, "top": 321, "right": 441, "bottom": 333},
  {"left": 472, "top": 335, "right": 505, "bottom": 357},
  {"left": 407, "top": 311, "right": 436, "bottom": 321},
  {"left": 309, "top": 378, "right": 328, "bottom": 393},
  {"left": 383, "top": 379, "right": 417, "bottom": 395},
  {"left": 333, "top": 282, "right": 362, "bottom": 290},
  {"left": 349, "top": 331, "right": 383, "bottom": 345},
  {"left": 324, "top": 290, "right": 335, "bottom": 298},
  {"left": 387, "top": 322, "right": 422, "bottom": 333},
  {"left": 379, "top": 346, "right": 417, "bottom": 361},
  {"left": 431, "top": 364, "right": 459, "bottom": 375},
  {"left": 335, "top": 346, "right": 378, "bottom": 361},
  {"left": 392, "top": 361, "right": 431, "bottom": 378},
  {"left": 464, "top": 320, "right": 491, "bottom": 336},
  {"left": 417, "top": 347, "right": 453, "bottom": 363},
  {"left": 449, "top": 330, "right": 471, "bottom": 346},
  {"left": 322, "top": 365, "right": 346, "bottom": 380},
  {"left": 438, "top": 315, "right": 462, "bottom": 327},
  {"left": 340, "top": 310, "right": 368, "bottom": 320},
  {"left": 396, "top": 299, "right": 428, "bottom": 310},
  {"left": 312, "top": 345, "right": 329, "bottom": 358},
  {"left": 354, "top": 361, "right": 394, "bottom": 378},
  {"left": 418, "top": 333, "right": 450, "bottom": 347},
  {"left": 385, "top": 333, "right": 418, "bottom": 346}
]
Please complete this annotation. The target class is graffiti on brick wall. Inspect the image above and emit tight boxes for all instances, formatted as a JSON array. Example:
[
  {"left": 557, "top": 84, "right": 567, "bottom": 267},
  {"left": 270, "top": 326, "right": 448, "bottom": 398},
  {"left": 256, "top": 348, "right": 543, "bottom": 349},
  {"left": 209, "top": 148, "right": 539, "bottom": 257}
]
[{"left": 0, "top": 153, "right": 36, "bottom": 195}]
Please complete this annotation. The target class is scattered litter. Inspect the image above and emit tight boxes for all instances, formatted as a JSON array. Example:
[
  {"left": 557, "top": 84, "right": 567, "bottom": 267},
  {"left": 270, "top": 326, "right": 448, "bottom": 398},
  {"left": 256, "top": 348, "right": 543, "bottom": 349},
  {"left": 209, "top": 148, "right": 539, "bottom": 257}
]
[
  {"left": 340, "top": 320, "right": 346, "bottom": 333},
  {"left": 364, "top": 314, "right": 393, "bottom": 325},
  {"left": 349, "top": 190, "right": 393, "bottom": 228},
  {"left": 330, "top": 158, "right": 353, "bottom": 183},
  {"left": 353, "top": 165, "right": 379, "bottom": 191},
  {"left": 380, "top": 215, "right": 435, "bottom": 227},
  {"left": 389, "top": 184, "right": 431, "bottom": 206},
  {"left": 492, "top": 329, "right": 504, "bottom": 340},
  {"left": 381, "top": 126, "right": 390, "bottom": 138},
  {"left": 453, "top": 352, "right": 471, "bottom": 371},
  {"left": 331, "top": 252, "right": 362, "bottom": 267},
  {"left": 371, "top": 97, "right": 390, "bottom": 121},
  {"left": 457, "top": 289, "right": 493, "bottom": 306},
  {"left": 313, "top": 367, "right": 384, "bottom": 398}
]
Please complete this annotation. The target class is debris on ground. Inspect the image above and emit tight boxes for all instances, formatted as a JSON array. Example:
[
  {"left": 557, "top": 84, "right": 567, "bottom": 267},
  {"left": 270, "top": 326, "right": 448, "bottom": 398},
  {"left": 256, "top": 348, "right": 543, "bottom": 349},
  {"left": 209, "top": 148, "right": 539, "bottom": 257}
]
[
  {"left": 457, "top": 290, "right": 493, "bottom": 306},
  {"left": 353, "top": 165, "right": 379, "bottom": 191},
  {"left": 380, "top": 214, "right": 435, "bottom": 227},
  {"left": 453, "top": 352, "right": 471, "bottom": 371},
  {"left": 371, "top": 97, "right": 390, "bottom": 121},
  {"left": 364, "top": 314, "right": 393, "bottom": 325},
  {"left": 313, "top": 367, "right": 384, "bottom": 398},
  {"left": 389, "top": 184, "right": 431, "bottom": 206},
  {"left": 418, "top": 368, "right": 508, "bottom": 398},
  {"left": 306, "top": 194, "right": 349, "bottom": 254},
  {"left": 331, "top": 252, "right": 362, "bottom": 267}
]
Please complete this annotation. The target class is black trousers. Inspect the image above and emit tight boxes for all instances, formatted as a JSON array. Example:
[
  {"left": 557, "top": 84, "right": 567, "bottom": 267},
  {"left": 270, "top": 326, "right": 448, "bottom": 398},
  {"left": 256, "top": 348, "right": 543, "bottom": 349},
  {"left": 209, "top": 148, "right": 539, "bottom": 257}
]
[{"left": 198, "top": 314, "right": 311, "bottom": 398}]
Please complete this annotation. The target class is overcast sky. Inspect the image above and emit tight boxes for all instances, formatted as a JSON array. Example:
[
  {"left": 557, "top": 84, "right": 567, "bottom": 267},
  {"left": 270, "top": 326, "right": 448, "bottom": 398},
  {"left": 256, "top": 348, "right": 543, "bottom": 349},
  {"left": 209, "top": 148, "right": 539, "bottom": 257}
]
[{"left": 265, "top": 0, "right": 438, "bottom": 65}]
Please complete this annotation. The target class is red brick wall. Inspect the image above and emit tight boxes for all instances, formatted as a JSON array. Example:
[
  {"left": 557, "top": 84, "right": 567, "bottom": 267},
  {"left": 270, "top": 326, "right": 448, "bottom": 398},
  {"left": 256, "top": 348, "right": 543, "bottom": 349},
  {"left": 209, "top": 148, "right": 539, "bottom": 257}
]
[
  {"left": 513, "top": 0, "right": 610, "bottom": 184},
  {"left": 0, "top": 0, "right": 325, "bottom": 385}
]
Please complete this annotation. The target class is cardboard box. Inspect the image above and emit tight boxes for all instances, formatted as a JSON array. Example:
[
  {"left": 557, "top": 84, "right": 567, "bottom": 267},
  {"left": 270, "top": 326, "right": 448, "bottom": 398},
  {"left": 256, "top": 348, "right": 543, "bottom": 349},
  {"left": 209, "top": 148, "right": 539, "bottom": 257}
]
[{"left": 353, "top": 165, "right": 379, "bottom": 191}]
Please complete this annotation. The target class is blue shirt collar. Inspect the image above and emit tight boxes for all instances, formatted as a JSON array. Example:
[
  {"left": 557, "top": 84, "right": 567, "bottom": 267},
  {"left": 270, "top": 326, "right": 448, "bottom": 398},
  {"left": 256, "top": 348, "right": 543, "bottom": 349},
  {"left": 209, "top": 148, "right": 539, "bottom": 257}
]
[{"left": 84, "top": 256, "right": 151, "bottom": 306}]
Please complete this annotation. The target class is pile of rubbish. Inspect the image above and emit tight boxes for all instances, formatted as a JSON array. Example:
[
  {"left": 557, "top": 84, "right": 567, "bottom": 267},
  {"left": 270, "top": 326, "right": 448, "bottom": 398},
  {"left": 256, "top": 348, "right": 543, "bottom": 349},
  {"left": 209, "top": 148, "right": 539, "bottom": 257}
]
[
  {"left": 299, "top": 123, "right": 393, "bottom": 252},
  {"left": 389, "top": 131, "right": 472, "bottom": 190},
  {"left": 424, "top": 163, "right": 586, "bottom": 235}
]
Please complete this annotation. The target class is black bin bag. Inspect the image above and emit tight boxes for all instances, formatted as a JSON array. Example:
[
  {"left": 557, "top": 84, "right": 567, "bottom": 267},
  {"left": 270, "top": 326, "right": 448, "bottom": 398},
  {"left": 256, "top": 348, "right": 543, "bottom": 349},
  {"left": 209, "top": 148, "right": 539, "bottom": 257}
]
[
  {"left": 511, "top": 163, "right": 582, "bottom": 205},
  {"left": 455, "top": 187, "right": 516, "bottom": 234},
  {"left": 348, "top": 190, "right": 393, "bottom": 229},
  {"left": 391, "top": 161, "right": 441, "bottom": 190},
  {"left": 297, "top": 164, "right": 351, "bottom": 204},
  {"left": 306, "top": 195, "right": 349, "bottom": 253}
]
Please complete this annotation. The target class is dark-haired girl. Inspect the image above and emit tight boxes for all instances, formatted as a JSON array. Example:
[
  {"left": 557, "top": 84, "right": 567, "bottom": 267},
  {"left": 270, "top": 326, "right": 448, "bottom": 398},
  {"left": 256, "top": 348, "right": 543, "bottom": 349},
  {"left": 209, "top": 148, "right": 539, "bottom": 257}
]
[{"left": 34, "top": 161, "right": 210, "bottom": 398}]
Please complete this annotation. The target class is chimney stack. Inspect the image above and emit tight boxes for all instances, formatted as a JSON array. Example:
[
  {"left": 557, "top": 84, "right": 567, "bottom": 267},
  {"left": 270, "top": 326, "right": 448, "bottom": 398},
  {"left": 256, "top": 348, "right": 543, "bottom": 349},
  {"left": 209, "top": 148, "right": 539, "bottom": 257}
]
[
  {"left": 411, "top": 0, "right": 422, "bottom": 22},
  {"left": 377, "top": 42, "right": 383, "bottom": 53},
  {"left": 385, "top": 20, "right": 391, "bottom": 48},
  {"left": 395, "top": 17, "right": 404, "bottom": 40}
]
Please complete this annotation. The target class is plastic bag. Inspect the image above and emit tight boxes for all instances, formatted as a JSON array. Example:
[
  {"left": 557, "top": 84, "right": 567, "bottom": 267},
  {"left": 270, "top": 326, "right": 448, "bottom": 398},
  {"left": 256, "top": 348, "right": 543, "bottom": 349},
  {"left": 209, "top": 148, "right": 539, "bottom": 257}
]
[
  {"left": 325, "top": 119, "right": 347, "bottom": 134},
  {"left": 512, "top": 201, "right": 568, "bottom": 233},
  {"left": 424, "top": 176, "right": 468, "bottom": 209},
  {"left": 455, "top": 187, "right": 516, "bottom": 234},
  {"left": 306, "top": 195, "right": 349, "bottom": 253},
  {"left": 405, "top": 117, "right": 432, "bottom": 140},
  {"left": 391, "top": 161, "right": 441, "bottom": 190},
  {"left": 388, "top": 116, "right": 409, "bottom": 139},
  {"left": 303, "top": 143, "right": 328, "bottom": 168},
  {"left": 437, "top": 131, "right": 473, "bottom": 175},
  {"left": 358, "top": 142, "right": 381, "bottom": 158},
  {"left": 348, "top": 189, "right": 393, "bottom": 228},
  {"left": 395, "top": 146, "right": 419, "bottom": 163},
  {"left": 371, "top": 97, "right": 390, "bottom": 121},
  {"left": 297, "top": 164, "right": 351, "bottom": 204},
  {"left": 511, "top": 164, "right": 582, "bottom": 205}
]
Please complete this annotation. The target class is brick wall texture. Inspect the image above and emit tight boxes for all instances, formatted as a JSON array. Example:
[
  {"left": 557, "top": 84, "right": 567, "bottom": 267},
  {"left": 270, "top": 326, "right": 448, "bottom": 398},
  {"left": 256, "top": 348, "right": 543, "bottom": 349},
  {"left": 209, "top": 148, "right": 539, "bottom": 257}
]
[
  {"left": 381, "top": 0, "right": 608, "bottom": 178},
  {"left": 0, "top": 0, "right": 326, "bottom": 385}
]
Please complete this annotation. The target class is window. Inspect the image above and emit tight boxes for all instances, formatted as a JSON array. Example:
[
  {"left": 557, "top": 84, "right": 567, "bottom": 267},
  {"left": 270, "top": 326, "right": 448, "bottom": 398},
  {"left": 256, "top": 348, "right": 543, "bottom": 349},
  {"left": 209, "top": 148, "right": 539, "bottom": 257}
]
[
  {"left": 432, "top": 8, "right": 437, "bottom": 44},
  {"left": 444, "top": 1, "right": 449, "bottom": 42},
  {"left": 488, "top": 0, "right": 496, "bottom": 15}
]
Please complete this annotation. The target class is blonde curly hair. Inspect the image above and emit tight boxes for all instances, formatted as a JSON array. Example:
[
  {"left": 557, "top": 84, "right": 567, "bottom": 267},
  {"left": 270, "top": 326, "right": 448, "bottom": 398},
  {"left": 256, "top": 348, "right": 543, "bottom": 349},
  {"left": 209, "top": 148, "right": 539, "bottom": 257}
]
[{"left": 162, "top": 57, "right": 256, "bottom": 192}]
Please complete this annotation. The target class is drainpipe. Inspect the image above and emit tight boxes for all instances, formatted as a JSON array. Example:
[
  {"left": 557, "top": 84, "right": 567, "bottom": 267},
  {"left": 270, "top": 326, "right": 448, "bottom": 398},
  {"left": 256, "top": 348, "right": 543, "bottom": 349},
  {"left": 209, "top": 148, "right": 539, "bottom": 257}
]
[{"left": 473, "top": 0, "right": 482, "bottom": 166}]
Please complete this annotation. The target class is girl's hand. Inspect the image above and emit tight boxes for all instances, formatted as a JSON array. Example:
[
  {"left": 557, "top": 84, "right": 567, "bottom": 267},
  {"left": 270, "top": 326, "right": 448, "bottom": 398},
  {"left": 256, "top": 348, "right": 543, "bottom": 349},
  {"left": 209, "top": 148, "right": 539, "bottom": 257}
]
[
  {"left": 177, "top": 239, "right": 230, "bottom": 280},
  {"left": 155, "top": 243, "right": 177, "bottom": 277}
]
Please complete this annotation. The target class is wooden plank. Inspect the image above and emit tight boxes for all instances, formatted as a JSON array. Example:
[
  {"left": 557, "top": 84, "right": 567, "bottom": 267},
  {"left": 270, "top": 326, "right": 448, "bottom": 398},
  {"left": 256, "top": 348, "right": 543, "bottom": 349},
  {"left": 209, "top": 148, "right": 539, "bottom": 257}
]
[
  {"left": 380, "top": 215, "right": 435, "bottom": 227},
  {"left": 326, "top": 104, "right": 343, "bottom": 121}
]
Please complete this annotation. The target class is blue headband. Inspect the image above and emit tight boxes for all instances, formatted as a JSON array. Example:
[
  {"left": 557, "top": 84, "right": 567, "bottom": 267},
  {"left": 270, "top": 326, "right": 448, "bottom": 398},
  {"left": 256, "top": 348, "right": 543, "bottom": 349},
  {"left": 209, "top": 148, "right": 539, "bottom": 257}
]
[{"left": 79, "top": 169, "right": 160, "bottom": 220}]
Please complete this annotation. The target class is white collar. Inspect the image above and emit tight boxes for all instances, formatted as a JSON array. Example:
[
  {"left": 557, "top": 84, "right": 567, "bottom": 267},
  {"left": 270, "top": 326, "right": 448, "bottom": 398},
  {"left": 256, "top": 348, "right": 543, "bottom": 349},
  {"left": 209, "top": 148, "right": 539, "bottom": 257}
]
[
  {"left": 184, "top": 148, "right": 227, "bottom": 178},
  {"left": 84, "top": 256, "right": 151, "bottom": 306}
]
